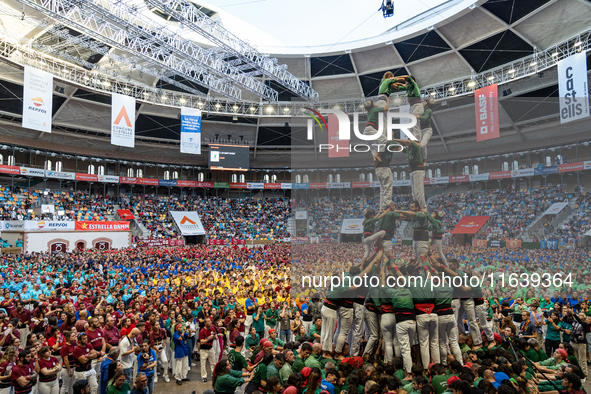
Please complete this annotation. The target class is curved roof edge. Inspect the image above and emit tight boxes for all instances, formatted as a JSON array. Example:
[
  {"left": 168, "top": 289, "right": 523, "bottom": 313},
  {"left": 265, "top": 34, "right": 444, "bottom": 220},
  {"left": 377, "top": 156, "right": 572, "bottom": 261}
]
[{"left": 257, "top": 0, "right": 480, "bottom": 56}]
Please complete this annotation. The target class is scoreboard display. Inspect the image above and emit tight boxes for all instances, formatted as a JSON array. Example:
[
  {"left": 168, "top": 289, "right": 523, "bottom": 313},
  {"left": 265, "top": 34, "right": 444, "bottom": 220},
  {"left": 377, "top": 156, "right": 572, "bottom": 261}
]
[{"left": 208, "top": 144, "right": 249, "bottom": 171}]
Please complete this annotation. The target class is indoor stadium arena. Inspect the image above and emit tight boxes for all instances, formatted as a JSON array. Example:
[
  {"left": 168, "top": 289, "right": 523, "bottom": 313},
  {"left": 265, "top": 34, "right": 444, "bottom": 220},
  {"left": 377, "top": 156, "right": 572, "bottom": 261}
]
[{"left": 0, "top": 0, "right": 589, "bottom": 394}]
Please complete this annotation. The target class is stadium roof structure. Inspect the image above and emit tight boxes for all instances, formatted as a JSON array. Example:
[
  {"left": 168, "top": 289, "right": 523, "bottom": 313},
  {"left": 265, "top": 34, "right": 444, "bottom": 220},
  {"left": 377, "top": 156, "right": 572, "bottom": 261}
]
[{"left": 0, "top": 0, "right": 589, "bottom": 168}]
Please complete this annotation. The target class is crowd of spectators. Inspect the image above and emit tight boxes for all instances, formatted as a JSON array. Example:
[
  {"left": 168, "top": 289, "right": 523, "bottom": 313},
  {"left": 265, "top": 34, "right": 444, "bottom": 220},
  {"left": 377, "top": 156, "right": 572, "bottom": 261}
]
[{"left": 550, "top": 192, "right": 591, "bottom": 244}]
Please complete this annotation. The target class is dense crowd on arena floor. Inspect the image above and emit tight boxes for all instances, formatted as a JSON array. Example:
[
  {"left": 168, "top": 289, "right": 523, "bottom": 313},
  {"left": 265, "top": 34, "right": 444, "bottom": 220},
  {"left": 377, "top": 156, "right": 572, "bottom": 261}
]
[{"left": 0, "top": 240, "right": 586, "bottom": 394}]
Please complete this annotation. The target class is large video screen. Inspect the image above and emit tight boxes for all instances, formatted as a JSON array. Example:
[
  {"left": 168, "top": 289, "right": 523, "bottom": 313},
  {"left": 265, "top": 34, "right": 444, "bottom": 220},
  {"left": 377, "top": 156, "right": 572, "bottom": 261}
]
[{"left": 208, "top": 144, "right": 249, "bottom": 171}]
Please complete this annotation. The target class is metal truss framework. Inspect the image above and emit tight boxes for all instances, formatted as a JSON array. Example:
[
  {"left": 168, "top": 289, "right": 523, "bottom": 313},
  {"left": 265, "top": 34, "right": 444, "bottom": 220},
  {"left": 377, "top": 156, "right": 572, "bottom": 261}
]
[
  {"left": 146, "top": 0, "right": 319, "bottom": 103},
  {"left": 0, "top": 24, "right": 589, "bottom": 119},
  {"left": 13, "top": 0, "right": 279, "bottom": 102}
]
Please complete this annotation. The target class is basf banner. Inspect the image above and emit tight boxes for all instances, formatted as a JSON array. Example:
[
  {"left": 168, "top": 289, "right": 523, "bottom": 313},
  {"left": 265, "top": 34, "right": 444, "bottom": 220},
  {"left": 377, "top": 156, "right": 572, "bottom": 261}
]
[
  {"left": 340, "top": 219, "right": 364, "bottom": 234},
  {"left": 475, "top": 84, "right": 499, "bottom": 142},
  {"left": 180, "top": 107, "right": 202, "bottom": 154},
  {"left": 111, "top": 93, "right": 135, "bottom": 147},
  {"left": 170, "top": 211, "right": 206, "bottom": 235},
  {"left": 558, "top": 52, "right": 590, "bottom": 124},
  {"left": 22, "top": 66, "right": 53, "bottom": 133}
]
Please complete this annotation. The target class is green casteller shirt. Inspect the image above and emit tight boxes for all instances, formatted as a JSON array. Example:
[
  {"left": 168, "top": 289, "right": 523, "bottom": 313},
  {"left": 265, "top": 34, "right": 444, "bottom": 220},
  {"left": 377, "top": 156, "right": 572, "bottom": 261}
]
[
  {"left": 406, "top": 212, "right": 430, "bottom": 242},
  {"left": 375, "top": 284, "right": 415, "bottom": 311},
  {"left": 305, "top": 353, "right": 322, "bottom": 369},
  {"left": 378, "top": 211, "right": 401, "bottom": 236},
  {"left": 245, "top": 333, "right": 260, "bottom": 350},
  {"left": 266, "top": 362, "right": 280, "bottom": 380},
  {"left": 402, "top": 140, "right": 424, "bottom": 172},
  {"left": 397, "top": 77, "right": 421, "bottom": 103},
  {"left": 427, "top": 215, "right": 444, "bottom": 238},
  {"left": 377, "top": 141, "right": 403, "bottom": 168},
  {"left": 431, "top": 374, "right": 451, "bottom": 394},
  {"left": 309, "top": 324, "right": 321, "bottom": 338},
  {"left": 265, "top": 308, "right": 278, "bottom": 327},
  {"left": 419, "top": 108, "right": 432, "bottom": 128},
  {"left": 270, "top": 337, "right": 285, "bottom": 349},
  {"left": 279, "top": 363, "right": 293, "bottom": 385},
  {"left": 379, "top": 78, "right": 397, "bottom": 96},
  {"left": 229, "top": 348, "right": 248, "bottom": 372},
  {"left": 539, "top": 357, "right": 566, "bottom": 371},
  {"left": 293, "top": 355, "right": 305, "bottom": 373},
  {"left": 251, "top": 363, "right": 267, "bottom": 385},
  {"left": 409, "top": 270, "right": 434, "bottom": 303},
  {"left": 363, "top": 217, "right": 380, "bottom": 234},
  {"left": 367, "top": 106, "right": 385, "bottom": 125},
  {"left": 214, "top": 370, "right": 245, "bottom": 394}
]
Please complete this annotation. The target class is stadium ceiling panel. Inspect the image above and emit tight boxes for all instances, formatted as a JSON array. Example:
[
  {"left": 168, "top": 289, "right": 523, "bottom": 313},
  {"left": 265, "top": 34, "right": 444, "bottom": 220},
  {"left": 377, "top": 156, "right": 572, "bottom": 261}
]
[
  {"left": 393, "top": 31, "right": 452, "bottom": 64},
  {"left": 310, "top": 54, "right": 356, "bottom": 78},
  {"left": 481, "top": 0, "right": 553, "bottom": 25}
]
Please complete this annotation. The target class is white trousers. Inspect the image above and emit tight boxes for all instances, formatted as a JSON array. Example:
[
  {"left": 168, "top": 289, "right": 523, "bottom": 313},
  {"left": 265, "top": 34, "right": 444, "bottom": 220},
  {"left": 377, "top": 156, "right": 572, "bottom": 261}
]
[
  {"left": 174, "top": 357, "right": 188, "bottom": 381},
  {"left": 396, "top": 319, "right": 416, "bottom": 373},
  {"left": 320, "top": 306, "right": 337, "bottom": 352},
  {"left": 437, "top": 314, "right": 462, "bottom": 364},
  {"left": 416, "top": 313, "right": 440, "bottom": 368},
  {"left": 347, "top": 303, "right": 365, "bottom": 357},
  {"left": 73, "top": 369, "right": 97, "bottom": 394},
  {"left": 199, "top": 348, "right": 215, "bottom": 380},
  {"left": 38, "top": 380, "right": 59, "bottom": 394},
  {"left": 334, "top": 307, "right": 354, "bottom": 354},
  {"left": 363, "top": 310, "right": 381, "bottom": 356}
]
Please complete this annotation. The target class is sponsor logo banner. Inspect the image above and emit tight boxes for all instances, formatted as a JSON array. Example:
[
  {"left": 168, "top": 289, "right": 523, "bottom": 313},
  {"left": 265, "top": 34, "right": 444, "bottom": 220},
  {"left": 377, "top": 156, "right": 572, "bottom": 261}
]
[
  {"left": 489, "top": 171, "right": 511, "bottom": 179},
  {"left": 451, "top": 216, "right": 490, "bottom": 234},
  {"left": 585, "top": 161, "right": 591, "bottom": 170},
  {"left": 534, "top": 166, "right": 558, "bottom": 175},
  {"left": 3, "top": 221, "right": 25, "bottom": 230},
  {"left": 139, "top": 178, "right": 158, "bottom": 185},
  {"left": 469, "top": 173, "right": 489, "bottom": 182},
  {"left": 196, "top": 182, "right": 214, "bottom": 188},
  {"left": 46, "top": 171, "right": 75, "bottom": 180},
  {"left": 20, "top": 167, "right": 45, "bottom": 177},
  {"left": 136, "top": 239, "right": 185, "bottom": 247},
  {"left": 22, "top": 66, "right": 53, "bottom": 133},
  {"left": 208, "top": 239, "right": 227, "bottom": 245},
  {"left": 177, "top": 180, "right": 197, "bottom": 187},
  {"left": 230, "top": 182, "right": 247, "bottom": 189},
  {"left": 490, "top": 240, "right": 501, "bottom": 248},
  {"left": 472, "top": 239, "right": 488, "bottom": 248},
  {"left": 120, "top": 177, "right": 139, "bottom": 184},
  {"left": 281, "top": 183, "right": 292, "bottom": 189},
  {"left": 449, "top": 175, "right": 469, "bottom": 183},
  {"left": 116, "top": 209, "right": 135, "bottom": 220},
  {"left": 24, "top": 221, "right": 75, "bottom": 231},
  {"left": 180, "top": 107, "right": 202, "bottom": 155},
  {"left": 170, "top": 211, "right": 206, "bottom": 235},
  {"left": 424, "top": 176, "right": 450, "bottom": 185},
  {"left": 158, "top": 179, "right": 177, "bottom": 187},
  {"left": 506, "top": 239, "right": 522, "bottom": 249},
  {"left": 214, "top": 182, "right": 229, "bottom": 188},
  {"left": 0, "top": 165, "right": 20, "bottom": 175},
  {"left": 558, "top": 52, "right": 590, "bottom": 124},
  {"left": 76, "top": 173, "right": 98, "bottom": 182},
  {"left": 511, "top": 168, "right": 535, "bottom": 178},
  {"left": 559, "top": 162, "right": 584, "bottom": 172},
  {"left": 75, "top": 221, "right": 130, "bottom": 231},
  {"left": 326, "top": 182, "right": 344, "bottom": 189},
  {"left": 290, "top": 237, "right": 309, "bottom": 244},
  {"left": 352, "top": 182, "right": 370, "bottom": 188},
  {"left": 341, "top": 219, "right": 364, "bottom": 234},
  {"left": 475, "top": 84, "right": 500, "bottom": 141},
  {"left": 264, "top": 183, "right": 281, "bottom": 189},
  {"left": 111, "top": 93, "right": 135, "bottom": 147},
  {"left": 292, "top": 183, "right": 309, "bottom": 190},
  {"left": 309, "top": 183, "right": 327, "bottom": 189},
  {"left": 542, "top": 202, "right": 569, "bottom": 216},
  {"left": 97, "top": 175, "right": 119, "bottom": 183},
  {"left": 370, "top": 181, "right": 381, "bottom": 188},
  {"left": 247, "top": 182, "right": 264, "bottom": 189}
]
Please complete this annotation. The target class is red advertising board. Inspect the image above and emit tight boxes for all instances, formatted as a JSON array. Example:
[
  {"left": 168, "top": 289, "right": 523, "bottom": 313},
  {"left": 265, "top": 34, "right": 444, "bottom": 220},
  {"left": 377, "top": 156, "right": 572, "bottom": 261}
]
[
  {"left": 449, "top": 175, "right": 469, "bottom": 183},
  {"left": 140, "top": 178, "right": 158, "bottom": 185},
  {"left": 196, "top": 182, "right": 214, "bottom": 188},
  {"left": 230, "top": 182, "right": 247, "bottom": 189},
  {"left": 472, "top": 239, "right": 488, "bottom": 248},
  {"left": 475, "top": 84, "right": 500, "bottom": 142},
  {"left": 264, "top": 183, "right": 281, "bottom": 189},
  {"left": 489, "top": 171, "right": 511, "bottom": 179},
  {"left": 506, "top": 239, "right": 522, "bottom": 249},
  {"left": 451, "top": 216, "right": 491, "bottom": 234},
  {"left": 352, "top": 182, "right": 370, "bottom": 188},
  {"left": 76, "top": 173, "right": 98, "bottom": 182},
  {"left": 136, "top": 239, "right": 185, "bottom": 247},
  {"left": 120, "top": 177, "right": 139, "bottom": 184},
  {"left": 327, "top": 113, "right": 350, "bottom": 158},
  {"left": 116, "top": 209, "right": 135, "bottom": 220},
  {"left": 0, "top": 165, "right": 19, "bottom": 175},
  {"left": 177, "top": 180, "right": 197, "bottom": 187},
  {"left": 75, "top": 221, "right": 130, "bottom": 231},
  {"left": 559, "top": 162, "right": 584, "bottom": 173},
  {"left": 208, "top": 239, "right": 227, "bottom": 245},
  {"left": 232, "top": 239, "right": 246, "bottom": 245},
  {"left": 309, "top": 183, "right": 327, "bottom": 189}
]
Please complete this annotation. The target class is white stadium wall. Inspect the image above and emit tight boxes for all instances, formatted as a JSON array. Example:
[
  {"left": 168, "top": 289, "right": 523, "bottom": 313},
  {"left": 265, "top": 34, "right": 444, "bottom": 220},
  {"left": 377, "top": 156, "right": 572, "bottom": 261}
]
[{"left": 9, "top": 231, "right": 132, "bottom": 254}]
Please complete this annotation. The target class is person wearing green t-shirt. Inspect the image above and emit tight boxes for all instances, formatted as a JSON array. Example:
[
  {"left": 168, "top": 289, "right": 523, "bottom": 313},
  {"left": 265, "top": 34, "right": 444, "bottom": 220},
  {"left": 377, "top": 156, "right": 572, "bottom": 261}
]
[
  {"left": 363, "top": 99, "right": 387, "bottom": 164},
  {"left": 391, "top": 139, "right": 426, "bottom": 210},
  {"left": 378, "top": 204, "right": 402, "bottom": 267},
  {"left": 429, "top": 364, "right": 451, "bottom": 394},
  {"left": 375, "top": 140, "right": 404, "bottom": 211},
  {"left": 393, "top": 75, "right": 424, "bottom": 141},
  {"left": 398, "top": 201, "right": 430, "bottom": 261},
  {"left": 361, "top": 208, "right": 387, "bottom": 261},
  {"left": 213, "top": 359, "right": 252, "bottom": 394},
  {"left": 418, "top": 99, "right": 434, "bottom": 166},
  {"left": 429, "top": 211, "right": 447, "bottom": 266}
]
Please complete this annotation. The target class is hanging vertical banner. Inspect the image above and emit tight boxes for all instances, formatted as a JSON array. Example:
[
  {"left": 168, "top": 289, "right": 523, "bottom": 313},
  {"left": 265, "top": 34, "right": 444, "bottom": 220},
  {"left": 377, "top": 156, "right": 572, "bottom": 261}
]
[
  {"left": 111, "top": 93, "right": 135, "bottom": 147},
  {"left": 475, "top": 84, "right": 499, "bottom": 142},
  {"left": 180, "top": 107, "right": 202, "bottom": 154},
  {"left": 558, "top": 52, "right": 590, "bottom": 124},
  {"left": 327, "top": 113, "right": 349, "bottom": 158},
  {"left": 22, "top": 66, "right": 53, "bottom": 133}
]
